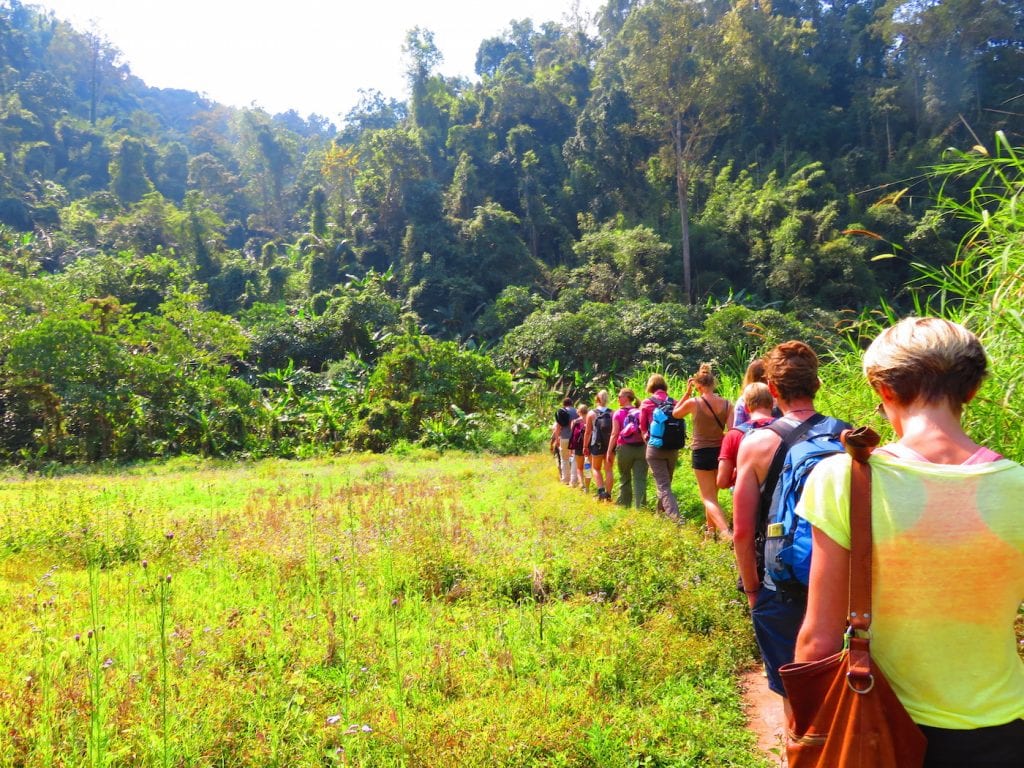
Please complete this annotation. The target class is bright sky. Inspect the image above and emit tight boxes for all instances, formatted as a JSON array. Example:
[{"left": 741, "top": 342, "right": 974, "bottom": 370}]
[{"left": 34, "top": 0, "right": 604, "bottom": 124}]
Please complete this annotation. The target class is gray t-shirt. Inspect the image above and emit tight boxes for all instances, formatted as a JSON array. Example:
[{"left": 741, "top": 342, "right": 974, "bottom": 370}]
[{"left": 558, "top": 407, "right": 578, "bottom": 439}]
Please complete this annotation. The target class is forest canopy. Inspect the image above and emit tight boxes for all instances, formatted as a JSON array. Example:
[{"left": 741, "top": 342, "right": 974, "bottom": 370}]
[{"left": 0, "top": 0, "right": 1021, "bottom": 463}]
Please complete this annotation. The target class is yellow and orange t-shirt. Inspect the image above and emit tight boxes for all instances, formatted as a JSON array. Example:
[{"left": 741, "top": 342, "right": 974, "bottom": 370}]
[{"left": 798, "top": 448, "right": 1024, "bottom": 729}]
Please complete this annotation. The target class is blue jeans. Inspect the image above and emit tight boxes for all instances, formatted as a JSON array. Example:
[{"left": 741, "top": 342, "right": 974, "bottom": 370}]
[{"left": 751, "top": 585, "right": 806, "bottom": 696}]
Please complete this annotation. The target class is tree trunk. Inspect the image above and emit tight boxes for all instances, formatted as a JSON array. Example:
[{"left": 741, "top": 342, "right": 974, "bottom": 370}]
[{"left": 673, "top": 116, "right": 693, "bottom": 303}]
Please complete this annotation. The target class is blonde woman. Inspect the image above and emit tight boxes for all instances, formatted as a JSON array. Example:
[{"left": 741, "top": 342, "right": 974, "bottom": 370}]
[
  {"left": 584, "top": 390, "right": 613, "bottom": 501},
  {"left": 796, "top": 318, "right": 1024, "bottom": 765},
  {"left": 673, "top": 363, "right": 732, "bottom": 537}
]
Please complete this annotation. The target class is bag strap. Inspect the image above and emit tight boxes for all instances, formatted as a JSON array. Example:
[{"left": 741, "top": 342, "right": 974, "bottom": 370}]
[
  {"left": 842, "top": 426, "right": 881, "bottom": 691},
  {"left": 757, "top": 413, "right": 826, "bottom": 528},
  {"left": 700, "top": 395, "right": 727, "bottom": 431}
]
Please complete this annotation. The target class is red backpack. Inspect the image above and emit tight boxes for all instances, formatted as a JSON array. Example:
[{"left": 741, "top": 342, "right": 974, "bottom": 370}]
[{"left": 568, "top": 418, "right": 586, "bottom": 452}]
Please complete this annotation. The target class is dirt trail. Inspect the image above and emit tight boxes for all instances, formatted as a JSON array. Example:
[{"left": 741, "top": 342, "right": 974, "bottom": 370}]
[{"left": 740, "top": 669, "right": 788, "bottom": 766}]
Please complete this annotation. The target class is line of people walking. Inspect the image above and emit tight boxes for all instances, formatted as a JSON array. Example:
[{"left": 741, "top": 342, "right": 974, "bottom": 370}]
[
  {"left": 550, "top": 322, "right": 1023, "bottom": 766},
  {"left": 549, "top": 363, "right": 735, "bottom": 540}
]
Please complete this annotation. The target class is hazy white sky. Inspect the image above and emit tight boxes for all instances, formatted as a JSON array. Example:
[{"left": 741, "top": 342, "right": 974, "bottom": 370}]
[{"left": 34, "top": 1, "right": 604, "bottom": 123}]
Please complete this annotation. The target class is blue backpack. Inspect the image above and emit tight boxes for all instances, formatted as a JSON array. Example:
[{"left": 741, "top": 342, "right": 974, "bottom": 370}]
[
  {"left": 759, "top": 413, "right": 851, "bottom": 593},
  {"left": 647, "top": 397, "right": 686, "bottom": 449}
]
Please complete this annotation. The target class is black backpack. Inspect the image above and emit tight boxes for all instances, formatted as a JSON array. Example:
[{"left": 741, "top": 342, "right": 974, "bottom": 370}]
[
  {"left": 590, "top": 408, "right": 612, "bottom": 453},
  {"left": 555, "top": 407, "right": 572, "bottom": 427},
  {"left": 647, "top": 397, "right": 686, "bottom": 449}
]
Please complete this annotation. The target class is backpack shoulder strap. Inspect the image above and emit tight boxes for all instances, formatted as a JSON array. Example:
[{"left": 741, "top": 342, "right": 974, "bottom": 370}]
[{"left": 758, "top": 413, "right": 826, "bottom": 523}]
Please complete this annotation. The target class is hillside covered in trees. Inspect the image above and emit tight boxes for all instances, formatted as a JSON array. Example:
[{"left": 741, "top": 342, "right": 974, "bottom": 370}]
[{"left": 0, "top": 0, "right": 1021, "bottom": 463}]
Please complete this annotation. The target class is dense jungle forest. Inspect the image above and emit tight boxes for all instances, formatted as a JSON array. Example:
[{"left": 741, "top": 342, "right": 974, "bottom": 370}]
[{"left": 0, "top": 0, "right": 1021, "bottom": 464}]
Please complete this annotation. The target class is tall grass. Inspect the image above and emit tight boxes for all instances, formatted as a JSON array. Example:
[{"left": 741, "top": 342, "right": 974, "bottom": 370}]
[
  {"left": 834, "top": 132, "right": 1024, "bottom": 459},
  {"left": 0, "top": 453, "right": 766, "bottom": 766}
]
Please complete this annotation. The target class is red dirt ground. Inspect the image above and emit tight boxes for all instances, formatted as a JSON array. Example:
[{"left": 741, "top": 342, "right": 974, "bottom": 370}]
[{"left": 740, "top": 668, "right": 788, "bottom": 766}]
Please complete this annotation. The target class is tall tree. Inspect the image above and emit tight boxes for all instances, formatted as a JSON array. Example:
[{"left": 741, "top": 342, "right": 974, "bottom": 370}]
[{"left": 619, "top": 0, "right": 742, "bottom": 301}]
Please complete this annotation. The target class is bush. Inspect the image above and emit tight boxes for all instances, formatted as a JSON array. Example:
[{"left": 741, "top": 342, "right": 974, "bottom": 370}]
[{"left": 353, "top": 335, "right": 513, "bottom": 452}]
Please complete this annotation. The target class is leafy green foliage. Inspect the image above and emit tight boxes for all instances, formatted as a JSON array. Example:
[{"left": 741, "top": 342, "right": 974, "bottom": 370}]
[
  {"left": 0, "top": 2, "right": 1021, "bottom": 465},
  {"left": 353, "top": 336, "right": 513, "bottom": 451}
]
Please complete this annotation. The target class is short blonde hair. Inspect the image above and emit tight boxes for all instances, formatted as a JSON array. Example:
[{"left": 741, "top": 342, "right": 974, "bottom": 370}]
[
  {"left": 742, "top": 381, "right": 773, "bottom": 412},
  {"left": 863, "top": 317, "right": 986, "bottom": 408},
  {"left": 595, "top": 389, "right": 609, "bottom": 406},
  {"left": 646, "top": 373, "right": 668, "bottom": 394}
]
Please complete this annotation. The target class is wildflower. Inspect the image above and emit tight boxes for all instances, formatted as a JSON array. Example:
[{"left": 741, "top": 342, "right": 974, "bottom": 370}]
[
  {"left": 165, "top": 532, "right": 174, "bottom": 541},
  {"left": 74, "top": 633, "right": 81, "bottom": 642},
  {"left": 361, "top": 724, "right": 372, "bottom": 733},
  {"left": 141, "top": 560, "right": 148, "bottom": 569},
  {"left": 326, "top": 715, "right": 342, "bottom": 725},
  {"left": 102, "top": 658, "right": 114, "bottom": 669},
  {"left": 165, "top": 575, "right": 172, "bottom": 584}
]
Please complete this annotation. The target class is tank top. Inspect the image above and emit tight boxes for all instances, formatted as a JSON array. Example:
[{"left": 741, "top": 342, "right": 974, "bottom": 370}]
[{"left": 689, "top": 395, "right": 729, "bottom": 450}]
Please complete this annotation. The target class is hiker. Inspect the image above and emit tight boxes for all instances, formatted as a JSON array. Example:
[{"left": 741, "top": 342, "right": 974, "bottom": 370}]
[
  {"left": 673, "top": 363, "right": 732, "bottom": 538},
  {"left": 717, "top": 382, "right": 775, "bottom": 490},
  {"left": 553, "top": 396, "right": 578, "bottom": 486},
  {"left": 549, "top": 427, "right": 561, "bottom": 479},
  {"left": 732, "top": 340, "right": 850, "bottom": 715},
  {"left": 796, "top": 318, "right": 1024, "bottom": 765},
  {"left": 640, "top": 373, "right": 685, "bottom": 520},
  {"left": 584, "top": 390, "right": 614, "bottom": 501},
  {"left": 733, "top": 359, "right": 766, "bottom": 428},
  {"left": 570, "top": 403, "right": 590, "bottom": 494},
  {"left": 606, "top": 387, "right": 647, "bottom": 508}
]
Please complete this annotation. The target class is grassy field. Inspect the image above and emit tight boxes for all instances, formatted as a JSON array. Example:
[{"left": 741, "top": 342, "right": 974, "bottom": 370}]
[{"left": 0, "top": 450, "right": 766, "bottom": 767}]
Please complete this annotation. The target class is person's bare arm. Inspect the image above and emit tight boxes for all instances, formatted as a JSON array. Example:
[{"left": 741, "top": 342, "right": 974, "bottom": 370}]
[
  {"left": 732, "top": 431, "right": 775, "bottom": 607},
  {"left": 795, "top": 527, "right": 850, "bottom": 661},
  {"left": 672, "top": 397, "right": 696, "bottom": 419},
  {"left": 717, "top": 456, "right": 736, "bottom": 490},
  {"left": 605, "top": 417, "right": 621, "bottom": 464}
]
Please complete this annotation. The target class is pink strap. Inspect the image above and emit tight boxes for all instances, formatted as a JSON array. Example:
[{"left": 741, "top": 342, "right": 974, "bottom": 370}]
[{"left": 877, "top": 442, "right": 1003, "bottom": 465}]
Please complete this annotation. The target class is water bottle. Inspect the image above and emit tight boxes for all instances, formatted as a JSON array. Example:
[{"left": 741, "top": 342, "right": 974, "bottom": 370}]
[{"left": 584, "top": 460, "right": 592, "bottom": 480}]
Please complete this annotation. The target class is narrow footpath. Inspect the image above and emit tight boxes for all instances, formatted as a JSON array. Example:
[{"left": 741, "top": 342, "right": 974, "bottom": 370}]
[{"left": 741, "top": 668, "right": 788, "bottom": 766}]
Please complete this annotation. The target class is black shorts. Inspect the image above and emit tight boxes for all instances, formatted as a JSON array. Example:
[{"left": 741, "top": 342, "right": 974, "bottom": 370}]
[
  {"left": 691, "top": 446, "right": 720, "bottom": 471},
  {"left": 920, "top": 718, "right": 1024, "bottom": 766}
]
